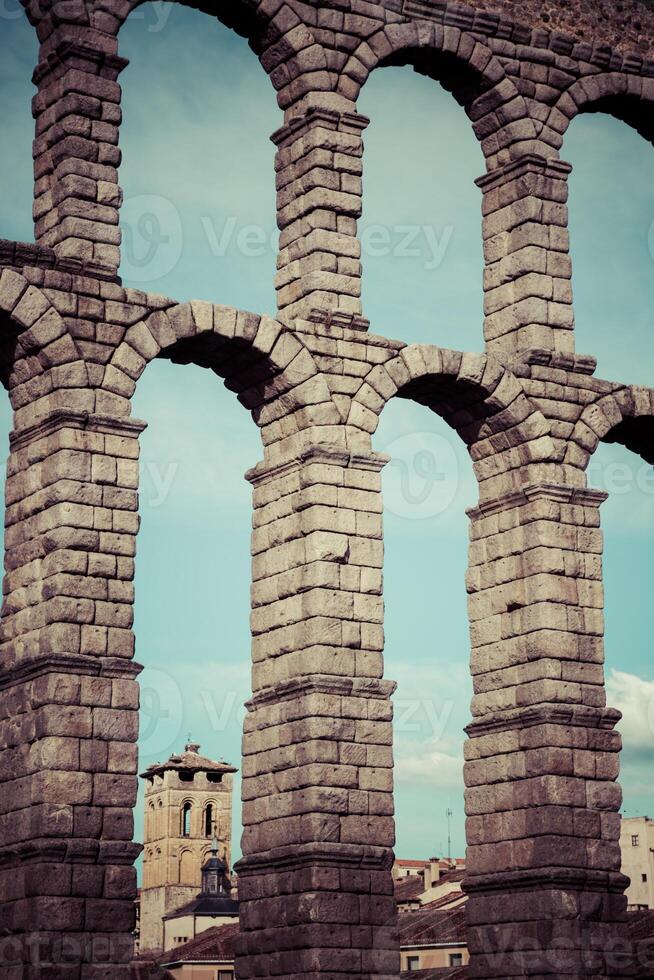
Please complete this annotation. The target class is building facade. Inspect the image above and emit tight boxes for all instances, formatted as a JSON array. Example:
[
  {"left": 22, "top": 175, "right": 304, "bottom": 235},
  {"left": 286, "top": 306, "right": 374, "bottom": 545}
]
[
  {"left": 140, "top": 744, "right": 237, "bottom": 952},
  {"left": 159, "top": 924, "right": 239, "bottom": 979},
  {"left": 162, "top": 835, "right": 239, "bottom": 951},
  {"left": 399, "top": 905, "right": 469, "bottom": 972},
  {"left": 621, "top": 817, "right": 654, "bottom": 911},
  {"left": 394, "top": 858, "right": 467, "bottom": 912}
]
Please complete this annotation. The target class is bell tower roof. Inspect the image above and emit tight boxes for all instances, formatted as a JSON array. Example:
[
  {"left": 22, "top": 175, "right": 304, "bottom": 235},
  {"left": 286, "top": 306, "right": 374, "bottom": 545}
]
[{"left": 140, "top": 742, "right": 238, "bottom": 780}]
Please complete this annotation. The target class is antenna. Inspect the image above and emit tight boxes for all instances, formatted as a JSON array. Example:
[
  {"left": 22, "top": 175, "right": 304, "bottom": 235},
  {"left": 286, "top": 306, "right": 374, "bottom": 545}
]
[{"left": 446, "top": 807, "right": 453, "bottom": 864}]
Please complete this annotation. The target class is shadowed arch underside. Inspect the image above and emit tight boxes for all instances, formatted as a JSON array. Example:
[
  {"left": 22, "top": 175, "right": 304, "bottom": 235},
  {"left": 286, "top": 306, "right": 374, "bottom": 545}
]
[
  {"left": 566, "top": 384, "right": 654, "bottom": 469},
  {"left": 105, "top": 303, "right": 339, "bottom": 447},
  {"left": 349, "top": 344, "right": 556, "bottom": 498}
]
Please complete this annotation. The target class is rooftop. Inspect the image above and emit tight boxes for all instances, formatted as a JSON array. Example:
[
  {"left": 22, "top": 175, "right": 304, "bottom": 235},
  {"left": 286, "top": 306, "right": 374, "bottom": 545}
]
[
  {"left": 395, "top": 867, "right": 467, "bottom": 905},
  {"left": 162, "top": 894, "right": 239, "bottom": 920},
  {"left": 140, "top": 742, "right": 238, "bottom": 779},
  {"left": 159, "top": 922, "right": 239, "bottom": 966},
  {"left": 399, "top": 903, "right": 467, "bottom": 948},
  {"left": 395, "top": 875, "right": 425, "bottom": 903}
]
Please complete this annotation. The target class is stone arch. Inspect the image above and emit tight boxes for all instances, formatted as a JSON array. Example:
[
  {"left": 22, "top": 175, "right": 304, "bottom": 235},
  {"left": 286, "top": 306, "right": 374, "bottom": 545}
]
[
  {"left": 565, "top": 385, "right": 654, "bottom": 470},
  {"left": 551, "top": 72, "right": 654, "bottom": 146},
  {"left": 98, "top": 0, "right": 323, "bottom": 108},
  {"left": 103, "top": 302, "right": 338, "bottom": 441},
  {"left": 0, "top": 269, "right": 89, "bottom": 412},
  {"left": 348, "top": 344, "right": 556, "bottom": 499},
  {"left": 339, "top": 22, "right": 541, "bottom": 165}
]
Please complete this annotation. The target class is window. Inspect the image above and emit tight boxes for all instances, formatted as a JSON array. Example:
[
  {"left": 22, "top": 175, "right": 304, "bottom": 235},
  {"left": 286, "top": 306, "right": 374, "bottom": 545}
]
[
  {"left": 179, "top": 849, "right": 195, "bottom": 884},
  {"left": 450, "top": 953, "right": 464, "bottom": 966},
  {"left": 181, "top": 802, "right": 192, "bottom": 837},
  {"left": 205, "top": 802, "right": 215, "bottom": 837},
  {"left": 632, "top": 835, "right": 640, "bottom": 847},
  {"left": 217, "top": 972, "right": 234, "bottom": 980},
  {"left": 407, "top": 956, "right": 420, "bottom": 971},
  {"left": 643, "top": 874, "right": 648, "bottom": 883}
]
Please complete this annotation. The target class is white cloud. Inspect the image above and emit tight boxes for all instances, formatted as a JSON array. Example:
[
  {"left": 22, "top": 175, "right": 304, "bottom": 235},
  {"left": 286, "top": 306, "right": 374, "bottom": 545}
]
[
  {"left": 395, "top": 738, "right": 464, "bottom": 790},
  {"left": 391, "top": 658, "right": 468, "bottom": 790},
  {"left": 607, "top": 669, "right": 654, "bottom": 752}
]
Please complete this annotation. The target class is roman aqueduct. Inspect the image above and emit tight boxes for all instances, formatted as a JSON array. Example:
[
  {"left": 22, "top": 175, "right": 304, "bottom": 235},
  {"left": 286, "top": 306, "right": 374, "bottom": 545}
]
[{"left": 0, "top": 0, "right": 653, "bottom": 976}]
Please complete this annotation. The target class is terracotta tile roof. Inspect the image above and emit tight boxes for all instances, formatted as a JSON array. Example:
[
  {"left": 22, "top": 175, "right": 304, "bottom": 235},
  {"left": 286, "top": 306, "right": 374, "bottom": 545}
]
[
  {"left": 396, "top": 869, "right": 466, "bottom": 903},
  {"left": 399, "top": 903, "right": 467, "bottom": 947},
  {"left": 395, "top": 875, "right": 425, "bottom": 902},
  {"left": 140, "top": 746, "right": 237, "bottom": 779},
  {"left": 437, "top": 868, "right": 466, "bottom": 885},
  {"left": 628, "top": 909, "right": 654, "bottom": 942},
  {"left": 421, "top": 890, "right": 466, "bottom": 910},
  {"left": 159, "top": 923, "right": 239, "bottom": 965}
]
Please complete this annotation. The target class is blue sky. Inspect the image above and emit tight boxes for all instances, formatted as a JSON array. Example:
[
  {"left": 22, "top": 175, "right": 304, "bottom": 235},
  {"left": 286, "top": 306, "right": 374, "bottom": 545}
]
[{"left": 0, "top": 5, "right": 653, "bottom": 867}]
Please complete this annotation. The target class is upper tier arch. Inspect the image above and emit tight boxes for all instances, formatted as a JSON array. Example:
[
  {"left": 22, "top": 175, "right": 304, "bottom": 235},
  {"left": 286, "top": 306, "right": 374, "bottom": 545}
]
[
  {"left": 565, "top": 385, "right": 654, "bottom": 469},
  {"left": 347, "top": 344, "right": 557, "bottom": 500},
  {"left": 104, "top": 303, "right": 339, "bottom": 443},
  {"left": 338, "top": 22, "right": 543, "bottom": 166},
  {"left": 552, "top": 72, "right": 654, "bottom": 146}
]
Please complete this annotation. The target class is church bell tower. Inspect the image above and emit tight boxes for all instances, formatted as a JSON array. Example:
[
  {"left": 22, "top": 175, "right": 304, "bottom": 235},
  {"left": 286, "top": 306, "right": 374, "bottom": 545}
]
[{"left": 139, "top": 742, "right": 237, "bottom": 952}]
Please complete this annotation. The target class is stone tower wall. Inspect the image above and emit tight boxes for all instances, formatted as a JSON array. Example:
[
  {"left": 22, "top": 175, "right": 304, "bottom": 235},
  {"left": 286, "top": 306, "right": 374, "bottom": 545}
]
[
  {"left": 0, "top": 0, "right": 652, "bottom": 978},
  {"left": 139, "top": 765, "right": 234, "bottom": 952}
]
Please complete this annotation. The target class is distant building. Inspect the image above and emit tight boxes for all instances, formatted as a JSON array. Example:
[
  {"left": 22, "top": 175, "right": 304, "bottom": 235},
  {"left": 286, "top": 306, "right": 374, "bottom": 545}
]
[
  {"left": 400, "top": 970, "right": 467, "bottom": 979},
  {"left": 162, "top": 834, "right": 239, "bottom": 950},
  {"left": 139, "top": 742, "right": 237, "bottom": 951},
  {"left": 395, "top": 859, "right": 434, "bottom": 879},
  {"left": 159, "top": 923, "right": 238, "bottom": 979},
  {"left": 621, "top": 816, "right": 654, "bottom": 910},
  {"left": 399, "top": 904, "right": 469, "bottom": 972},
  {"left": 393, "top": 858, "right": 466, "bottom": 912},
  {"left": 149, "top": 871, "right": 654, "bottom": 979},
  {"left": 153, "top": 904, "right": 469, "bottom": 977},
  {"left": 394, "top": 857, "right": 466, "bottom": 881}
]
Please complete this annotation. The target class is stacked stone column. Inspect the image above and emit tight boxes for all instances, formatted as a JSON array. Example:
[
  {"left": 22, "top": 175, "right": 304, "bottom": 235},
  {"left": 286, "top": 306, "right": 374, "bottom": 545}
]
[
  {"left": 464, "top": 483, "right": 630, "bottom": 979},
  {"left": 273, "top": 108, "right": 369, "bottom": 329},
  {"left": 235, "top": 447, "right": 399, "bottom": 980},
  {"left": 0, "top": 407, "right": 144, "bottom": 979},
  {"left": 478, "top": 155, "right": 575, "bottom": 357},
  {"left": 32, "top": 31, "right": 127, "bottom": 278}
]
